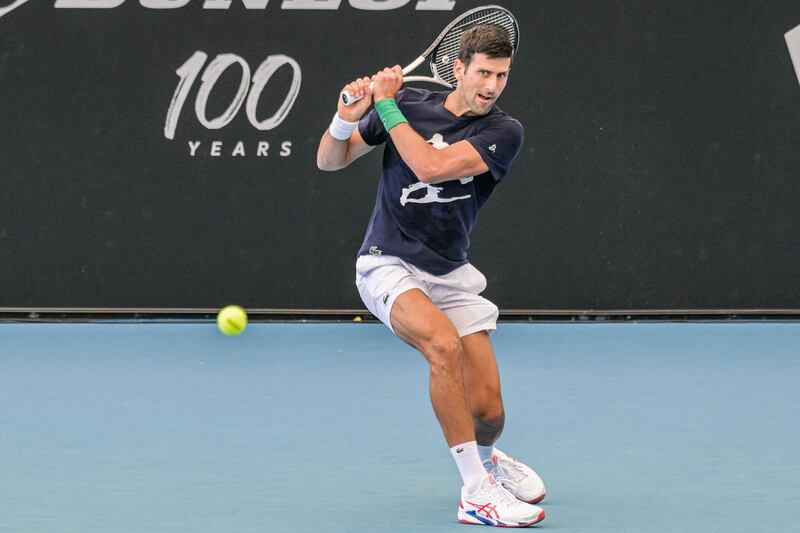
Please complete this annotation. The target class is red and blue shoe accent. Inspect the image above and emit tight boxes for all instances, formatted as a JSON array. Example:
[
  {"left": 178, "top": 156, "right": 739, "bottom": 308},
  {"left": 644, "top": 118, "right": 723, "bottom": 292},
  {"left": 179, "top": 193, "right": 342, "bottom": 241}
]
[{"left": 457, "top": 475, "right": 545, "bottom": 528}]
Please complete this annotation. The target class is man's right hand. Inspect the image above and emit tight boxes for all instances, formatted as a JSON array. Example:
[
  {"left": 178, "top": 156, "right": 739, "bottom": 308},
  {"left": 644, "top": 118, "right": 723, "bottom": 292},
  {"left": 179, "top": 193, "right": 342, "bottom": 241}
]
[{"left": 337, "top": 76, "right": 374, "bottom": 122}]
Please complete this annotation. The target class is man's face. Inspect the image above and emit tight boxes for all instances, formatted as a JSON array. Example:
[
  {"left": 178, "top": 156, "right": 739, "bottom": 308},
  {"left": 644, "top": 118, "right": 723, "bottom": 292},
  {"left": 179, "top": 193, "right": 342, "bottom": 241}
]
[{"left": 453, "top": 53, "right": 512, "bottom": 116}]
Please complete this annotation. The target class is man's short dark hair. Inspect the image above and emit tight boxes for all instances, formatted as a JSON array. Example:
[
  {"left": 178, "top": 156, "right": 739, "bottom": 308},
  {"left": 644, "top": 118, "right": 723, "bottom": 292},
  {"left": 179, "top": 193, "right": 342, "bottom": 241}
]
[{"left": 457, "top": 25, "right": 513, "bottom": 67}]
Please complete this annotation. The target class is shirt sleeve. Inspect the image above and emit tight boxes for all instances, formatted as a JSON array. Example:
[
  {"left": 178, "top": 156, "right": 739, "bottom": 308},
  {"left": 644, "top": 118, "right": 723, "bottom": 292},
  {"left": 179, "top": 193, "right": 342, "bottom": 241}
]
[
  {"left": 358, "top": 108, "right": 387, "bottom": 146},
  {"left": 466, "top": 115, "right": 524, "bottom": 182},
  {"left": 358, "top": 89, "right": 410, "bottom": 146}
]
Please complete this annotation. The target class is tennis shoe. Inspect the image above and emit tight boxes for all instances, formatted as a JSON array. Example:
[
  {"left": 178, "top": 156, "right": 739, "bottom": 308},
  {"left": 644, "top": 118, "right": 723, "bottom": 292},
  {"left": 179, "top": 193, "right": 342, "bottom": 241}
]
[
  {"left": 484, "top": 450, "right": 547, "bottom": 504},
  {"left": 458, "top": 474, "right": 545, "bottom": 527}
]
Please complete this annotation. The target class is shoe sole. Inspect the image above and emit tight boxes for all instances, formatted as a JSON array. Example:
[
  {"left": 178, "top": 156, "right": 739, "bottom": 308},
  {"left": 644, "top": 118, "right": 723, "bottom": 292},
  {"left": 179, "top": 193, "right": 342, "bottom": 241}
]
[{"left": 458, "top": 509, "right": 545, "bottom": 528}]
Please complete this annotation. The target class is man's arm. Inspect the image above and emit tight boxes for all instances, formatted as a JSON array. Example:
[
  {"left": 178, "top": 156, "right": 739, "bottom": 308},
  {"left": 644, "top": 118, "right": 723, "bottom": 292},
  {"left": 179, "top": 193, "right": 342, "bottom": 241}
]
[
  {"left": 317, "top": 127, "right": 374, "bottom": 171},
  {"left": 317, "top": 76, "right": 376, "bottom": 172},
  {"left": 388, "top": 126, "right": 488, "bottom": 184},
  {"left": 372, "top": 66, "right": 489, "bottom": 184}
]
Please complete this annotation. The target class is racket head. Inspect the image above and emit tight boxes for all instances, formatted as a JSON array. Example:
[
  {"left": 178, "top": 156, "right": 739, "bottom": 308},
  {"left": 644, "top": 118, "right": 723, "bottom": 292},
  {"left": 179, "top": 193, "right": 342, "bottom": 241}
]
[{"left": 426, "top": 5, "right": 520, "bottom": 88}]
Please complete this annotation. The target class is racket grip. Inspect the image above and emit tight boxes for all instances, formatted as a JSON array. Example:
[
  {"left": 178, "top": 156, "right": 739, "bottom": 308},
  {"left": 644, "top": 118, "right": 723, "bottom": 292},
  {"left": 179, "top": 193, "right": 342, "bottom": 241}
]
[{"left": 341, "top": 81, "right": 376, "bottom": 106}]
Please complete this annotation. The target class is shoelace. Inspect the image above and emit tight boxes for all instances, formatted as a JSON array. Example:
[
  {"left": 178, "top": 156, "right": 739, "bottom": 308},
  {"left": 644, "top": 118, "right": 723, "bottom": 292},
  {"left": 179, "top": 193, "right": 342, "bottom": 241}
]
[
  {"left": 497, "top": 456, "right": 529, "bottom": 480},
  {"left": 487, "top": 478, "right": 520, "bottom": 507}
]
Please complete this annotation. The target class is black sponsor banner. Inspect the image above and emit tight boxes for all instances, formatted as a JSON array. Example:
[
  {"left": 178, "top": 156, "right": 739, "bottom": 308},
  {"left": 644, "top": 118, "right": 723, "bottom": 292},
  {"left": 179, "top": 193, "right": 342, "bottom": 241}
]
[{"left": 1, "top": 0, "right": 799, "bottom": 312}]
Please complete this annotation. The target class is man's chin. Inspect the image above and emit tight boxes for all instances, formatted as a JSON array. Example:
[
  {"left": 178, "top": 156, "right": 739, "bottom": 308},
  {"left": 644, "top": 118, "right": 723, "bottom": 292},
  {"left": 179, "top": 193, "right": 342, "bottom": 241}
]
[{"left": 472, "top": 102, "right": 494, "bottom": 115}]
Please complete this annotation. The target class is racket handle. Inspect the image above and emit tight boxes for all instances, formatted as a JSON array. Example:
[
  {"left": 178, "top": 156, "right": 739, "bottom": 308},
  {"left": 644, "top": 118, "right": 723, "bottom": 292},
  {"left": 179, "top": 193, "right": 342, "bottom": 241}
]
[{"left": 341, "top": 81, "right": 376, "bottom": 106}]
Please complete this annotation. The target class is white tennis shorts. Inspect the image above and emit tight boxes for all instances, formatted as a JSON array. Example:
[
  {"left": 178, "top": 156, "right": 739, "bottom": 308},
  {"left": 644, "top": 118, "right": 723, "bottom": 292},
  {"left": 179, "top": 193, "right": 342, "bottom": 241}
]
[{"left": 355, "top": 254, "right": 499, "bottom": 338}]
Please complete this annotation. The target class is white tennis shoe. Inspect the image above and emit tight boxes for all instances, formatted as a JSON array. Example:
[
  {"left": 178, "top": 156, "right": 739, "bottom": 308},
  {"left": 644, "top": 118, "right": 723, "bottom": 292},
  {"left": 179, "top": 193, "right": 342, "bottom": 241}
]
[
  {"left": 458, "top": 475, "right": 545, "bottom": 528},
  {"left": 484, "top": 449, "right": 547, "bottom": 504}
]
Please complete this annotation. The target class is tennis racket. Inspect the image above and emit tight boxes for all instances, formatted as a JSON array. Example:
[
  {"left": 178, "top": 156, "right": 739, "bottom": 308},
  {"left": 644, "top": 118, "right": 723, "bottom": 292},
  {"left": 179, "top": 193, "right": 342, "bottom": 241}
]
[{"left": 341, "top": 4, "right": 519, "bottom": 106}]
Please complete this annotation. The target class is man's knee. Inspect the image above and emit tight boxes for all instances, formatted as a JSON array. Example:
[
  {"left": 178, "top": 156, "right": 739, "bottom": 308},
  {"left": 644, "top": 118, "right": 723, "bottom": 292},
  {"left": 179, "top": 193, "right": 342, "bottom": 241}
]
[
  {"left": 421, "top": 334, "right": 464, "bottom": 375},
  {"left": 474, "top": 411, "right": 505, "bottom": 442},
  {"left": 475, "top": 409, "right": 505, "bottom": 429}
]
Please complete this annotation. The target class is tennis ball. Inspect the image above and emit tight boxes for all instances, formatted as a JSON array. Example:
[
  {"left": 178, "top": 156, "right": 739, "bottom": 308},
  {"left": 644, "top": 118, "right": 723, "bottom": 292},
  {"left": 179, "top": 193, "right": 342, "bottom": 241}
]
[{"left": 217, "top": 305, "right": 248, "bottom": 336}]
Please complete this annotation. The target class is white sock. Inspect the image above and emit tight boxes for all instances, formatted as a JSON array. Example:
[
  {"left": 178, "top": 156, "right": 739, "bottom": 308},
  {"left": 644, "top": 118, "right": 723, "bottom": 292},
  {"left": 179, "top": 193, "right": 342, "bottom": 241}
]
[
  {"left": 450, "top": 441, "right": 487, "bottom": 493},
  {"left": 477, "top": 444, "right": 495, "bottom": 464}
]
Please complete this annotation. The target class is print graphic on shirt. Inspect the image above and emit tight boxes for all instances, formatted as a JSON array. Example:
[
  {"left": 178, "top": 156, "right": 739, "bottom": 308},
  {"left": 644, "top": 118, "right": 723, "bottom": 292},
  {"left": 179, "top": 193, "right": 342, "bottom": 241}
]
[{"left": 399, "top": 134, "right": 473, "bottom": 206}]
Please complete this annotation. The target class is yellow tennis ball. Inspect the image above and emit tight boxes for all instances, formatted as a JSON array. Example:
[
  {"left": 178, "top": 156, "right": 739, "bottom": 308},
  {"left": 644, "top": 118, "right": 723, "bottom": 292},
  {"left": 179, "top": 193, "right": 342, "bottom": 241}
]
[{"left": 217, "top": 305, "right": 248, "bottom": 336}]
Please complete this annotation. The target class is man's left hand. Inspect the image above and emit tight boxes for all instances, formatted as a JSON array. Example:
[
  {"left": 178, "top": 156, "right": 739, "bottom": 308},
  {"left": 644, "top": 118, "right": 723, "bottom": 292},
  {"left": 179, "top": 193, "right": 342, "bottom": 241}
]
[{"left": 372, "top": 65, "right": 404, "bottom": 102}]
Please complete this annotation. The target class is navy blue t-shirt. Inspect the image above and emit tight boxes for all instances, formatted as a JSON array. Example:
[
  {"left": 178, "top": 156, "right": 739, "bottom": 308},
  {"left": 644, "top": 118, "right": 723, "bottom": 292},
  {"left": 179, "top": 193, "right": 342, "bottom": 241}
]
[{"left": 357, "top": 88, "right": 524, "bottom": 276}]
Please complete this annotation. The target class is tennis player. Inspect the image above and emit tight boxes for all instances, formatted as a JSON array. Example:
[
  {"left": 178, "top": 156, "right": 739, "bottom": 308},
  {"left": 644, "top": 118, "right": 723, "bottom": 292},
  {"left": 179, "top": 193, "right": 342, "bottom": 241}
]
[{"left": 317, "top": 25, "right": 546, "bottom": 528}]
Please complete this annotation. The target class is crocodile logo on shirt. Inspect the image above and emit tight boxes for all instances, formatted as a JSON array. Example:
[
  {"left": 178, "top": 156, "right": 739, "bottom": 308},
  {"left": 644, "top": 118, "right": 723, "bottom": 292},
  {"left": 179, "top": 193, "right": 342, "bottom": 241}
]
[{"left": 399, "top": 134, "right": 473, "bottom": 207}]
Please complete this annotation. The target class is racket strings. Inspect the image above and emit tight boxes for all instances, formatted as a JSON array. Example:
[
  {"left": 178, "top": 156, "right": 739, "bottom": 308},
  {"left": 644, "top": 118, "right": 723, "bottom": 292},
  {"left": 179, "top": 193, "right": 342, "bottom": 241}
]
[{"left": 431, "top": 9, "right": 518, "bottom": 88}]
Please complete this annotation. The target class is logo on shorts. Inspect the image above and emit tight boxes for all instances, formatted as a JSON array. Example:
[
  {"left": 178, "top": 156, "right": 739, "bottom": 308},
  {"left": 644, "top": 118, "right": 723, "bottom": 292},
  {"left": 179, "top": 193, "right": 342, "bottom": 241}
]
[
  {"left": 383, "top": 292, "right": 390, "bottom": 305},
  {"left": 456, "top": 447, "right": 464, "bottom": 454},
  {"left": 369, "top": 246, "right": 382, "bottom": 256}
]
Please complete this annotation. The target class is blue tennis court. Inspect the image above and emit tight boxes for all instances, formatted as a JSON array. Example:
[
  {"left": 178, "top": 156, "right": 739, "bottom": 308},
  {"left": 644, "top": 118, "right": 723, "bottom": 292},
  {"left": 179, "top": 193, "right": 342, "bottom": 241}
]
[{"left": 1, "top": 321, "right": 797, "bottom": 532}]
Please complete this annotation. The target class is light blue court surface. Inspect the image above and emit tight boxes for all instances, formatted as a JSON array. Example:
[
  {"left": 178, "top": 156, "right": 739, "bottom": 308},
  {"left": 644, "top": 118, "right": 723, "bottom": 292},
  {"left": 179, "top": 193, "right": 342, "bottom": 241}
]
[{"left": 1, "top": 322, "right": 798, "bottom": 533}]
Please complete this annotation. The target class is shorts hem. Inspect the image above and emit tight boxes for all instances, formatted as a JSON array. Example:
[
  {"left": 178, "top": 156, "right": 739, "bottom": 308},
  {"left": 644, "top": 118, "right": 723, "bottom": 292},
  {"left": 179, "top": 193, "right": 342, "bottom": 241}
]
[{"left": 458, "top": 323, "right": 497, "bottom": 338}]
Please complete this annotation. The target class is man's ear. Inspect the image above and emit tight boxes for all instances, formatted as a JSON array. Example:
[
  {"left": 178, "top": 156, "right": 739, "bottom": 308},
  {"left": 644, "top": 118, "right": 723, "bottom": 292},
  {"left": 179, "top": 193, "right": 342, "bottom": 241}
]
[{"left": 453, "top": 59, "right": 465, "bottom": 82}]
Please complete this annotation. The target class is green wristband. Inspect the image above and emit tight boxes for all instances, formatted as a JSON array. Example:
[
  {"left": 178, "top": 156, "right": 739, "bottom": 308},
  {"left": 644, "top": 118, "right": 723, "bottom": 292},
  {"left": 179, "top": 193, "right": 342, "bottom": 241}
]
[{"left": 374, "top": 98, "right": 408, "bottom": 132}]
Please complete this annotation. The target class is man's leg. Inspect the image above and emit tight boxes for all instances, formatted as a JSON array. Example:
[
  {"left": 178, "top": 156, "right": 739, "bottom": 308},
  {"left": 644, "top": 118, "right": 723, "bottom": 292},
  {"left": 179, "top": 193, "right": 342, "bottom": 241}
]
[
  {"left": 460, "top": 332, "right": 548, "bottom": 505},
  {"left": 390, "top": 288, "right": 475, "bottom": 448},
  {"left": 390, "top": 289, "right": 545, "bottom": 526},
  {"left": 390, "top": 287, "right": 498, "bottom": 501},
  {"left": 390, "top": 288, "right": 544, "bottom": 526},
  {"left": 461, "top": 331, "right": 505, "bottom": 448}
]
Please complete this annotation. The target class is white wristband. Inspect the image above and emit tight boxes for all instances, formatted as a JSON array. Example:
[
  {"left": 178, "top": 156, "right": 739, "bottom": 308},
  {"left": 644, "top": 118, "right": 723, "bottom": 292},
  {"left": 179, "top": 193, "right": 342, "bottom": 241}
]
[{"left": 329, "top": 113, "right": 358, "bottom": 141}]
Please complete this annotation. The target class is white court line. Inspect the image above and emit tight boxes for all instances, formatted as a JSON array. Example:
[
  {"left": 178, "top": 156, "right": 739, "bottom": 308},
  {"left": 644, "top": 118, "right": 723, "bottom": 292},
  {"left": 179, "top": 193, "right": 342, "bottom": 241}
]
[
  {"left": 0, "top": 0, "right": 33, "bottom": 20},
  {"left": 786, "top": 24, "right": 800, "bottom": 87}
]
